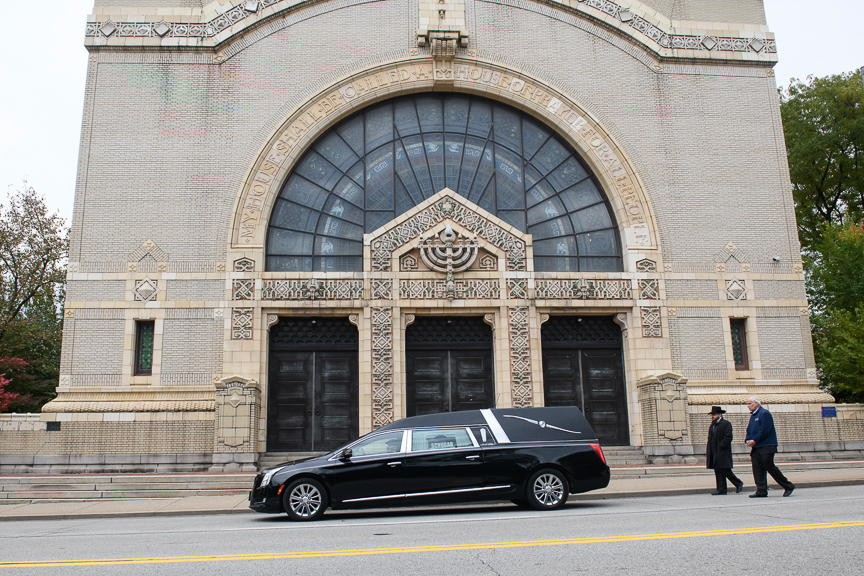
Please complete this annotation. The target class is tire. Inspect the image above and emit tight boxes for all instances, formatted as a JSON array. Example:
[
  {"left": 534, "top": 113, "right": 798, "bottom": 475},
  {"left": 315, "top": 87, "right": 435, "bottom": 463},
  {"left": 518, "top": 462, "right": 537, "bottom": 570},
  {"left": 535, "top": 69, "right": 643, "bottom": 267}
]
[
  {"left": 526, "top": 468, "right": 569, "bottom": 511},
  {"left": 283, "top": 478, "right": 328, "bottom": 521}
]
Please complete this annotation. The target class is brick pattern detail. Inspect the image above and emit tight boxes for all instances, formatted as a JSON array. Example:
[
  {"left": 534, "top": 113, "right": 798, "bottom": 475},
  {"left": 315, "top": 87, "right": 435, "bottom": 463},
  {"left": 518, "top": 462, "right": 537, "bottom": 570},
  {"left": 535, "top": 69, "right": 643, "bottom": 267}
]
[
  {"left": 641, "top": 307, "right": 662, "bottom": 337},
  {"left": 535, "top": 279, "right": 632, "bottom": 299},
  {"left": 232, "top": 279, "right": 254, "bottom": 300},
  {"left": 399, "top": 280, "right": 499, "bottom": 299},
  {"left": 508, "top": 306, "right": 533, "bottom": 408},
  {"left": 371, "top": 307, "right": 394, "bottom": 429},
  {"left": 372, "top": 279, "right": 393, "bottom": 300},
  {"left": 261, "top": 279, "right": 363, "bottom": 300},
  {"left": 232, "top": 308, "right": 253, "bottom": 340},
  {"left": 65, "top": 280, "right": 126, "bottom": 302},
  {"left": 665, "top": 280, "right": 719, "bottom": 301},
  {"left": 639, "top": 279, "right": 659, "bottom": 299}
]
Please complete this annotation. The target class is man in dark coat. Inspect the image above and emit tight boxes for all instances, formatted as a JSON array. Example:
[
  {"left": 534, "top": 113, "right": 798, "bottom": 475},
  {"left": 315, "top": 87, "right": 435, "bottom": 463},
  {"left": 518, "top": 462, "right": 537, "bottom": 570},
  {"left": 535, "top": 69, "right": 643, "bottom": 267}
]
[
  {"left": 745, "top": 397, "right": 795, "bottom": 497},
  {"left": 706, "top": 406, "right": 743, "bottom": 495}
]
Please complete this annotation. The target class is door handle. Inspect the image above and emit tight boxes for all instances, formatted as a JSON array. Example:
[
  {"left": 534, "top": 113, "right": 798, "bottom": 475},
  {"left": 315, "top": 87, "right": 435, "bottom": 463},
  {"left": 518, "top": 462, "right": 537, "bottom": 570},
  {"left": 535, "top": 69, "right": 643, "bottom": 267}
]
[
  {"left": 466, "top": 455, "right": 480, "bottom": 460},
  {"left": 387, "top": 461, "right": 402, "bottom": 467}
]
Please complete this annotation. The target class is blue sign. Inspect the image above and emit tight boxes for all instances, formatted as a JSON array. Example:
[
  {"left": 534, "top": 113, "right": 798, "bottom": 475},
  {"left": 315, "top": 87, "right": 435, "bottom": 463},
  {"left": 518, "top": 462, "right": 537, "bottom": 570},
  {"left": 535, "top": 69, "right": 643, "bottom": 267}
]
[{"left": 822, "top": 407, "right": 837, "bottom": 418}]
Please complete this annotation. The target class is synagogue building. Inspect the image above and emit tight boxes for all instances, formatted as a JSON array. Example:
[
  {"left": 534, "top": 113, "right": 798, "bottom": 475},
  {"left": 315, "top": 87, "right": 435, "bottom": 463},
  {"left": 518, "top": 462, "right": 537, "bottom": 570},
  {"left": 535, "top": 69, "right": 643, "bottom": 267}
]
[{"left": 3, "top": 0, "right": 862, "bottom": 472}]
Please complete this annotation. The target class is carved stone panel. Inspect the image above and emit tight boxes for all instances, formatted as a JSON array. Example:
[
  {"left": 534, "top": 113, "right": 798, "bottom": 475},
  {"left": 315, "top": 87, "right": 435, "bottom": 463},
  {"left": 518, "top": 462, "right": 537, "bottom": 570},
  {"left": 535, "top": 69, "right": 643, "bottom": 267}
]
[
  {"left": 508, "top": 306, "right": 533, "bottom": 408},
  {"left": 371, "top": 307, "right": 394, "bottom": 429}
]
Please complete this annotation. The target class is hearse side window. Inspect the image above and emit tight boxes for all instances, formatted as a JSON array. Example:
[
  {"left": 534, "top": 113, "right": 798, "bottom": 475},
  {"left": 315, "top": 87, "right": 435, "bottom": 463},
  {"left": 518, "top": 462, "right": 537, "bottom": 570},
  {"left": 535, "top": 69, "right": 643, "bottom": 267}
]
[
  {"left": 352, "top": 431, "right": 404, "bottom": 456},
  {"left": 470, "top": 426, "right": 497, "bottom": 446},
  {"left": 411, "top": 428, "right": 474, "bottom": 451}
]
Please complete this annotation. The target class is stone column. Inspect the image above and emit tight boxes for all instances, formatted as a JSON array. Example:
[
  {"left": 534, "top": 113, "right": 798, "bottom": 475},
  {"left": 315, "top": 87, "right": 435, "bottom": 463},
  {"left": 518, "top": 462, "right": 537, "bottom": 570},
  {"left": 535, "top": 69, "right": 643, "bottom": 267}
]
[
  {"left": 637, "top": 372, "right": 695, "bottom": 464},
  {"left": 211, "top": 375, "right": 260, "bottom": 472}
]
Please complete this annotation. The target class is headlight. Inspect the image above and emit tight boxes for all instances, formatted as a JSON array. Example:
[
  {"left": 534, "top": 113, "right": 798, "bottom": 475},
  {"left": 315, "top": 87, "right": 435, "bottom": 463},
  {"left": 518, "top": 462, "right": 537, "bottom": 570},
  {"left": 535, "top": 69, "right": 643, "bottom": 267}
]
[{"left": 261, "top": 467, "right": 285, "bottom": 487}]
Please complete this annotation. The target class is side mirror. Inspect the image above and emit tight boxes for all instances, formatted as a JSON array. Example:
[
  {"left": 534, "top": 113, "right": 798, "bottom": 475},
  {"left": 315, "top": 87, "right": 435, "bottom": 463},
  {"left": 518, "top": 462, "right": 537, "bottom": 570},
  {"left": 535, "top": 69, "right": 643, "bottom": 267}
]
[{"left": 340, "top": 448, "right": 353, "bottom": 460}]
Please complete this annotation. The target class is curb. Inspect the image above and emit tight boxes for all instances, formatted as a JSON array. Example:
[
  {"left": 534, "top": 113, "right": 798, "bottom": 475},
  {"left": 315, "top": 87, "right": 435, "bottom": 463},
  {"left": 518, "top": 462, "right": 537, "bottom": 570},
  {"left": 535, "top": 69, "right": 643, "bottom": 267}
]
[{"left": 2, "top": 478, "right": 863, "bottom": 522}]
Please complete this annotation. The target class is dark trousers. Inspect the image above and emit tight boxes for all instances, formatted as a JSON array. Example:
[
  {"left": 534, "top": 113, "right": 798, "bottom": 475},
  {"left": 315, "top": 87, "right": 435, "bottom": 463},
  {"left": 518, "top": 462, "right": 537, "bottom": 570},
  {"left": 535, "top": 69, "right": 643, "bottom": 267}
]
[
  {"left": 751, "top": 446, "right": 794, "bottom": 494},
  {"left": 714, "top": 468, "right": 742, "bottom": 493}
]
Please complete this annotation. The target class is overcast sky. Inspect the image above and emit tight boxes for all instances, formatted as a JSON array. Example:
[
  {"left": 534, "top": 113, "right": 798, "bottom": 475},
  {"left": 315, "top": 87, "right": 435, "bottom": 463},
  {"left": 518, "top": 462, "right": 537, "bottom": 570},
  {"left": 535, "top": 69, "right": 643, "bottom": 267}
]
[{"left": 1, "top": 0, "right": 861, "bottom": 223}]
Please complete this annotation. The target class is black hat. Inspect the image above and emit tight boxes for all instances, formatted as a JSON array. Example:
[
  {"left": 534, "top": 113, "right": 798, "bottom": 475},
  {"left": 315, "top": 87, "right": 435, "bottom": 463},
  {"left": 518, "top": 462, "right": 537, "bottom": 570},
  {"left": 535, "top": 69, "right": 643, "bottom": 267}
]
[{"left": 709, "top": 406, "right": 726, "bottom": 415}]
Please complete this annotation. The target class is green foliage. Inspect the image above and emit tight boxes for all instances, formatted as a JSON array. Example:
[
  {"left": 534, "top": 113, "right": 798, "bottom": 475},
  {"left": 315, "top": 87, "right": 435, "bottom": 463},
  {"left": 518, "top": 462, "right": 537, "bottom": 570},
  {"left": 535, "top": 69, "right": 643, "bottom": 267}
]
[
  {"left": 813, "top": 306, "right": 864, "bottom": 404},
  {"left": 780, "top": 71, "right": 864, "bottom": 254},
  {"left": 0, "top": 183, "right": 67, "bottom": 412},
  {"left": 807, "top": 224, "right": 864, "bottom": 402}
]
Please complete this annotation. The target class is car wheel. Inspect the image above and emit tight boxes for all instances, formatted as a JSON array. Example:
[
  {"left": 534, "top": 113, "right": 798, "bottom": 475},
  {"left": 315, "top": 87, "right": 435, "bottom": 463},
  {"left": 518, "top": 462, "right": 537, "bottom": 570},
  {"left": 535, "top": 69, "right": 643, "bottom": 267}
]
[
  {"left": 283, "top": 478, "right": 328, "bottom": 521},
  {"left": 526, "top": 468, "right": 569, "bottom": 511}
]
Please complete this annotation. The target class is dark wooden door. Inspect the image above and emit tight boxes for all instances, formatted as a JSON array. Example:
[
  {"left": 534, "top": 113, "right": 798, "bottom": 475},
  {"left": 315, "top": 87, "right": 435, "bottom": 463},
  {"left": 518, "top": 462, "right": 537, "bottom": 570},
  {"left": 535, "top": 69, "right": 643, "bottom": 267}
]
[
  {"left": 406, "top": 350, "right": 494, "bottom": 416},
  {"left": 541, "top": 348, "right": 627, "bottom": 445},
  {"left": 405, "top": 316, "right": 495, "bottom": 417},
  {"left": 581, "top": 349, "right": 627, "bottom": 446},
  {"left": 541, "top": 315, "right": 627, "bottom": 445},
  {"left": 268, "top": 350, "right": 358, "bottom": 452}
]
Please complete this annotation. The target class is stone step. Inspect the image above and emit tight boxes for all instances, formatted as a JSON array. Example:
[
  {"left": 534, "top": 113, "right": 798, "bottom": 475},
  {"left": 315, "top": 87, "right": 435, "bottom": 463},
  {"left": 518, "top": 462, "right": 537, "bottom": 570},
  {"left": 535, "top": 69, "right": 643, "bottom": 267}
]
[{"left": 610, "top": 459, "right": 864, "bottom": 479}]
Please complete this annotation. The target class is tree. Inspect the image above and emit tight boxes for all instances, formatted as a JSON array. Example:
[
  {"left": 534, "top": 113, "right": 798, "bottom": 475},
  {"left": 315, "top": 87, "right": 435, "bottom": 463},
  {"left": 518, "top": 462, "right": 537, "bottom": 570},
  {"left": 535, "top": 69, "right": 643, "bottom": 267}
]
[
  {"left": 806, "top": 223, "right": 864, "bottom": 403},
  {"left": 0, "top": 183, "right": 67, "bottom": 412},
  {"left": 780, "top": 71, "right": 864, "bottom": 254}
]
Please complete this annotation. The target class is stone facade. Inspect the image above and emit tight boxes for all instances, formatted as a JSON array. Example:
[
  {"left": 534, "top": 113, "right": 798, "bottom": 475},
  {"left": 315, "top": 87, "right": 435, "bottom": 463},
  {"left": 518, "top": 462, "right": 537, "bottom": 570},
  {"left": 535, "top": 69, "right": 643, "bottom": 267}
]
[{"left": 3, "top": 0, "right": 861, "bottom": 471}]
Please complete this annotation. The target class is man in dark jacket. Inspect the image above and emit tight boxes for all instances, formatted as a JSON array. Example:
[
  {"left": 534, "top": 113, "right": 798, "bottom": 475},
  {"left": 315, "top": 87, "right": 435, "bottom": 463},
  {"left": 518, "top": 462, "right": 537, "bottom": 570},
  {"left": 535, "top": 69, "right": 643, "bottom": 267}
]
[
  {"left": 706, "top": 406, "right": 743, "bottom": 495},
  {"left": 745, "top": 397, "right": 795, "bottom": 497}
]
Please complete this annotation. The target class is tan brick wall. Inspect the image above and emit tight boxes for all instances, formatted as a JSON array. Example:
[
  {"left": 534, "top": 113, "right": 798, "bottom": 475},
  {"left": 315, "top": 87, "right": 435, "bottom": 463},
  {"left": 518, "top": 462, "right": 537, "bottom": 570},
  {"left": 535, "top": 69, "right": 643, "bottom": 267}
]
[{"left": 0, "top": 421, "right": 214, "bottom": 455}]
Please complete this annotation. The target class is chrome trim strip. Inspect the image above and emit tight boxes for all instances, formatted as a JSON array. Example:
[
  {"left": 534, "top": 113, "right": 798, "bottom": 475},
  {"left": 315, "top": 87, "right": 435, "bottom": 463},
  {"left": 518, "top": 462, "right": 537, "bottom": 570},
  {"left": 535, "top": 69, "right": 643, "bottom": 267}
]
[
  {"left": 481, "top": 409, "right": 511, "bottom": 443},
  {"left": 404, "top": 485, "right": 512, "bottom": 498},
  {"left": 341, "top": 485, "right": 512, "bottom": 504},
  {"left": 342, "top": 494, "right": 406, "bottom": 503}
]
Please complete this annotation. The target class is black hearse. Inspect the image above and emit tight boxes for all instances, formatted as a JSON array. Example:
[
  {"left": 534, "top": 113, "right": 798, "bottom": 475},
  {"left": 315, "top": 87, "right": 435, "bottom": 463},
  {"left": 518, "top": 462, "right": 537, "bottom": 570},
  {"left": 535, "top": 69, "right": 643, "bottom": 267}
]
[{"left": 249, "top": 406, "right": 610, "bottom": 520}]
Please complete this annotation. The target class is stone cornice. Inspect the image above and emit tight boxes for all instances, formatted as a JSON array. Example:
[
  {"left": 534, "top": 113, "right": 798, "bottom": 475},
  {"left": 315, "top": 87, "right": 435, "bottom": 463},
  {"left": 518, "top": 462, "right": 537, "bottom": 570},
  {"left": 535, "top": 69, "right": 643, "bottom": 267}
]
[{"left": 83, "top": 0, "right": 777, "bottom": 64}]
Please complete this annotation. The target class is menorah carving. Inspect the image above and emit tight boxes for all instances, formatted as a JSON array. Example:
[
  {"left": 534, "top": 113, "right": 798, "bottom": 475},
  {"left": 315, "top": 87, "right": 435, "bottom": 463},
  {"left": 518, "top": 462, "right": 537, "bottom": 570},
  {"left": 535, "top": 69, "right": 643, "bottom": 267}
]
[{"left": 417, "top": 224, "right": 483, "bottom": 300}]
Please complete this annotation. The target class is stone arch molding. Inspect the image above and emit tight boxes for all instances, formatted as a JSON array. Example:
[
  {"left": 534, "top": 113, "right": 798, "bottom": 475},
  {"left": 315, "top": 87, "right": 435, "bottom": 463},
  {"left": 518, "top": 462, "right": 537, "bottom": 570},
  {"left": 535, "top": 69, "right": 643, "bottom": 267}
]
[{"left": 229, "top": 56, "right": 659, "bottom": 264}]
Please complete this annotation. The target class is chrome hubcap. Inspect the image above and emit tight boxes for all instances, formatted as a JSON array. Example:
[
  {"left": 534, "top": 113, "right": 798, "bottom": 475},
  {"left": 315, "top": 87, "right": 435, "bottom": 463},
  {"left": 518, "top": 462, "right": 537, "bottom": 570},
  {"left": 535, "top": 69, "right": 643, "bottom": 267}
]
[
  {"left": 290, "top": 484, "right": 322, "bottom": 517},
  {"left": 533, "top": 474, "right": 564, "bottom": 506}
]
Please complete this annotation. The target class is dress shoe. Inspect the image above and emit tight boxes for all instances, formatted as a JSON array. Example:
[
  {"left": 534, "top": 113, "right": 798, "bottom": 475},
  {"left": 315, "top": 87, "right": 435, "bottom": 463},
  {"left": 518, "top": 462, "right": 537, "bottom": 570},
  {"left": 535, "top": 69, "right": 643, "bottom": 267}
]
[
  {"left": 749, "top": 493, "right": 767, "bottom": 498},
  {"left": 783, "top": 486, "right": 795, "bottom": 497},
  {"left": 711, "top": 491, "right": 727, "bottom": 495},
  {"left": 735, "top": 483, "right": 744, "bottom": 494}
]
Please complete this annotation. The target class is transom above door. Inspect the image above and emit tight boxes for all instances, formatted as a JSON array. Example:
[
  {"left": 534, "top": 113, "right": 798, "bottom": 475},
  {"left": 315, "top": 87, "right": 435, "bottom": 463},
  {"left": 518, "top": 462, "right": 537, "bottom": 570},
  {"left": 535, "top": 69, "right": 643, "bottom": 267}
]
[{"left": 405, "top": 316, "right": 494, "bottom": 417}]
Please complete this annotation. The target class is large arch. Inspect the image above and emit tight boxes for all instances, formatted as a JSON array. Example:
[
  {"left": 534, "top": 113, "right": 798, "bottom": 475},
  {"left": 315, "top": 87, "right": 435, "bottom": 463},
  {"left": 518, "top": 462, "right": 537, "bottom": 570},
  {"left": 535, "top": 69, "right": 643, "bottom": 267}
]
[
  {"left": 264, "top": 92, "right": 624, "bottom": 273},
  {"left": 228, "top": 55, "right": 660, "bottom": 266}
]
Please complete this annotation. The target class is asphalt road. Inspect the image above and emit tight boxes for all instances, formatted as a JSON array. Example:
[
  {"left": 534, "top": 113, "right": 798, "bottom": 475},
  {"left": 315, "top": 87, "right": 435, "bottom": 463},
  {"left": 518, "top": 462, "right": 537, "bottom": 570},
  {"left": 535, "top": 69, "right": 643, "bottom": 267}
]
[{"left": 1, "top": 485, "right": 862, "bottom": 575}]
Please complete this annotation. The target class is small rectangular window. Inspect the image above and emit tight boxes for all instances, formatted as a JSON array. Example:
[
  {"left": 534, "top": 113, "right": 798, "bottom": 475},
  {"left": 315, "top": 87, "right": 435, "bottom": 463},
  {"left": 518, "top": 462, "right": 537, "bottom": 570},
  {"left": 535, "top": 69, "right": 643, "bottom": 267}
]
[
  {"left": 135, "top": 320, "right": 155, "bottom": 375},
  {"left": 730, "top": 318, "right": 749, "bottom": 371}
]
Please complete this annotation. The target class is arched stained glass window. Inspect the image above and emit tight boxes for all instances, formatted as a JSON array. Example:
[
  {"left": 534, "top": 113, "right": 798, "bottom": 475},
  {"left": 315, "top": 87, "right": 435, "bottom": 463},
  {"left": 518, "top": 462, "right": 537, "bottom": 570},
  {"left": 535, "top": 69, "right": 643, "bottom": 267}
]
[{"left": 266, "top": 94, "right": 622, "bottom": 272}]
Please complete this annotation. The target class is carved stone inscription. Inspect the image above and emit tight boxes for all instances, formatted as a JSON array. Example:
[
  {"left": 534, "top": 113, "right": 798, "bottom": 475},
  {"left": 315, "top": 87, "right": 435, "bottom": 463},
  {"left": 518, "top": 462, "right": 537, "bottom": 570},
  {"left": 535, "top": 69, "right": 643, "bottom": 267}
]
[{"left": 237, "top": 59, "right": 649, "bottom": 245}]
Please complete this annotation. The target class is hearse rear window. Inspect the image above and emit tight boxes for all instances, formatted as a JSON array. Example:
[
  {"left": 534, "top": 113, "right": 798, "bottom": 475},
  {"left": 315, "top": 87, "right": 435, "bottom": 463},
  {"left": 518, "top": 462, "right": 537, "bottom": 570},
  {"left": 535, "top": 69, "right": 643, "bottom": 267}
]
[{"left": 411, "top": 428, "right": 474, "bottom": 451}]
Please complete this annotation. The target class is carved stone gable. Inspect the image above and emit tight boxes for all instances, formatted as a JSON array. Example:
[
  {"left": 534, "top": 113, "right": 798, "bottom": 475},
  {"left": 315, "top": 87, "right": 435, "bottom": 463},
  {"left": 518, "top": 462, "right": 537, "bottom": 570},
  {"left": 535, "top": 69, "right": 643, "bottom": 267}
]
[{"left": 367, "top": 189, "right": 527, "bottom": 273}]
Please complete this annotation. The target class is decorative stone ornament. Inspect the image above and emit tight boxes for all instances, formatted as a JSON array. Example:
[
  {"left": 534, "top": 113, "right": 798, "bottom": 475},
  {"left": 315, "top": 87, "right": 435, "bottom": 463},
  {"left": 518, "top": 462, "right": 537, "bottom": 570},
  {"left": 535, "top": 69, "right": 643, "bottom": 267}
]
[
  {"left": 212, "top": 376, "right": 260, "bottom": 472},
  {"left": 725, "top": 279, "right": 747, "bottom": 301},
  {"left": 133, "top": 278, "right": 159, "bottom": 302},
  {"left": 417, "top": 224, "right": 482, "bottom": 300},
  {"left": 637, "top": 372, "right": 690, "bottom": 462}
]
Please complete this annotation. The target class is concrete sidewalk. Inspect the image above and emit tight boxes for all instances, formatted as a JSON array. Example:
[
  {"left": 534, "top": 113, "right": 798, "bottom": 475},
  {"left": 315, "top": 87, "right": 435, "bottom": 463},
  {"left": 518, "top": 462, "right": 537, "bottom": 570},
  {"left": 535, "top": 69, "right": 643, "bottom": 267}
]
[{"left": 2, "top": 461, "right": 863, "bottom": 522}]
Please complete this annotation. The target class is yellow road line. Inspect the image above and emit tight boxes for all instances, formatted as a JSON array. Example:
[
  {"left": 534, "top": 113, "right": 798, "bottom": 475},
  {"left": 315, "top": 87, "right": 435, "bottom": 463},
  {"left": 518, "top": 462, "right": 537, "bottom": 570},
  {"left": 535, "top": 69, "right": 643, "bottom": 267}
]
[{"left": 2, "top": 520, "right": 863, "bottom": 568}]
